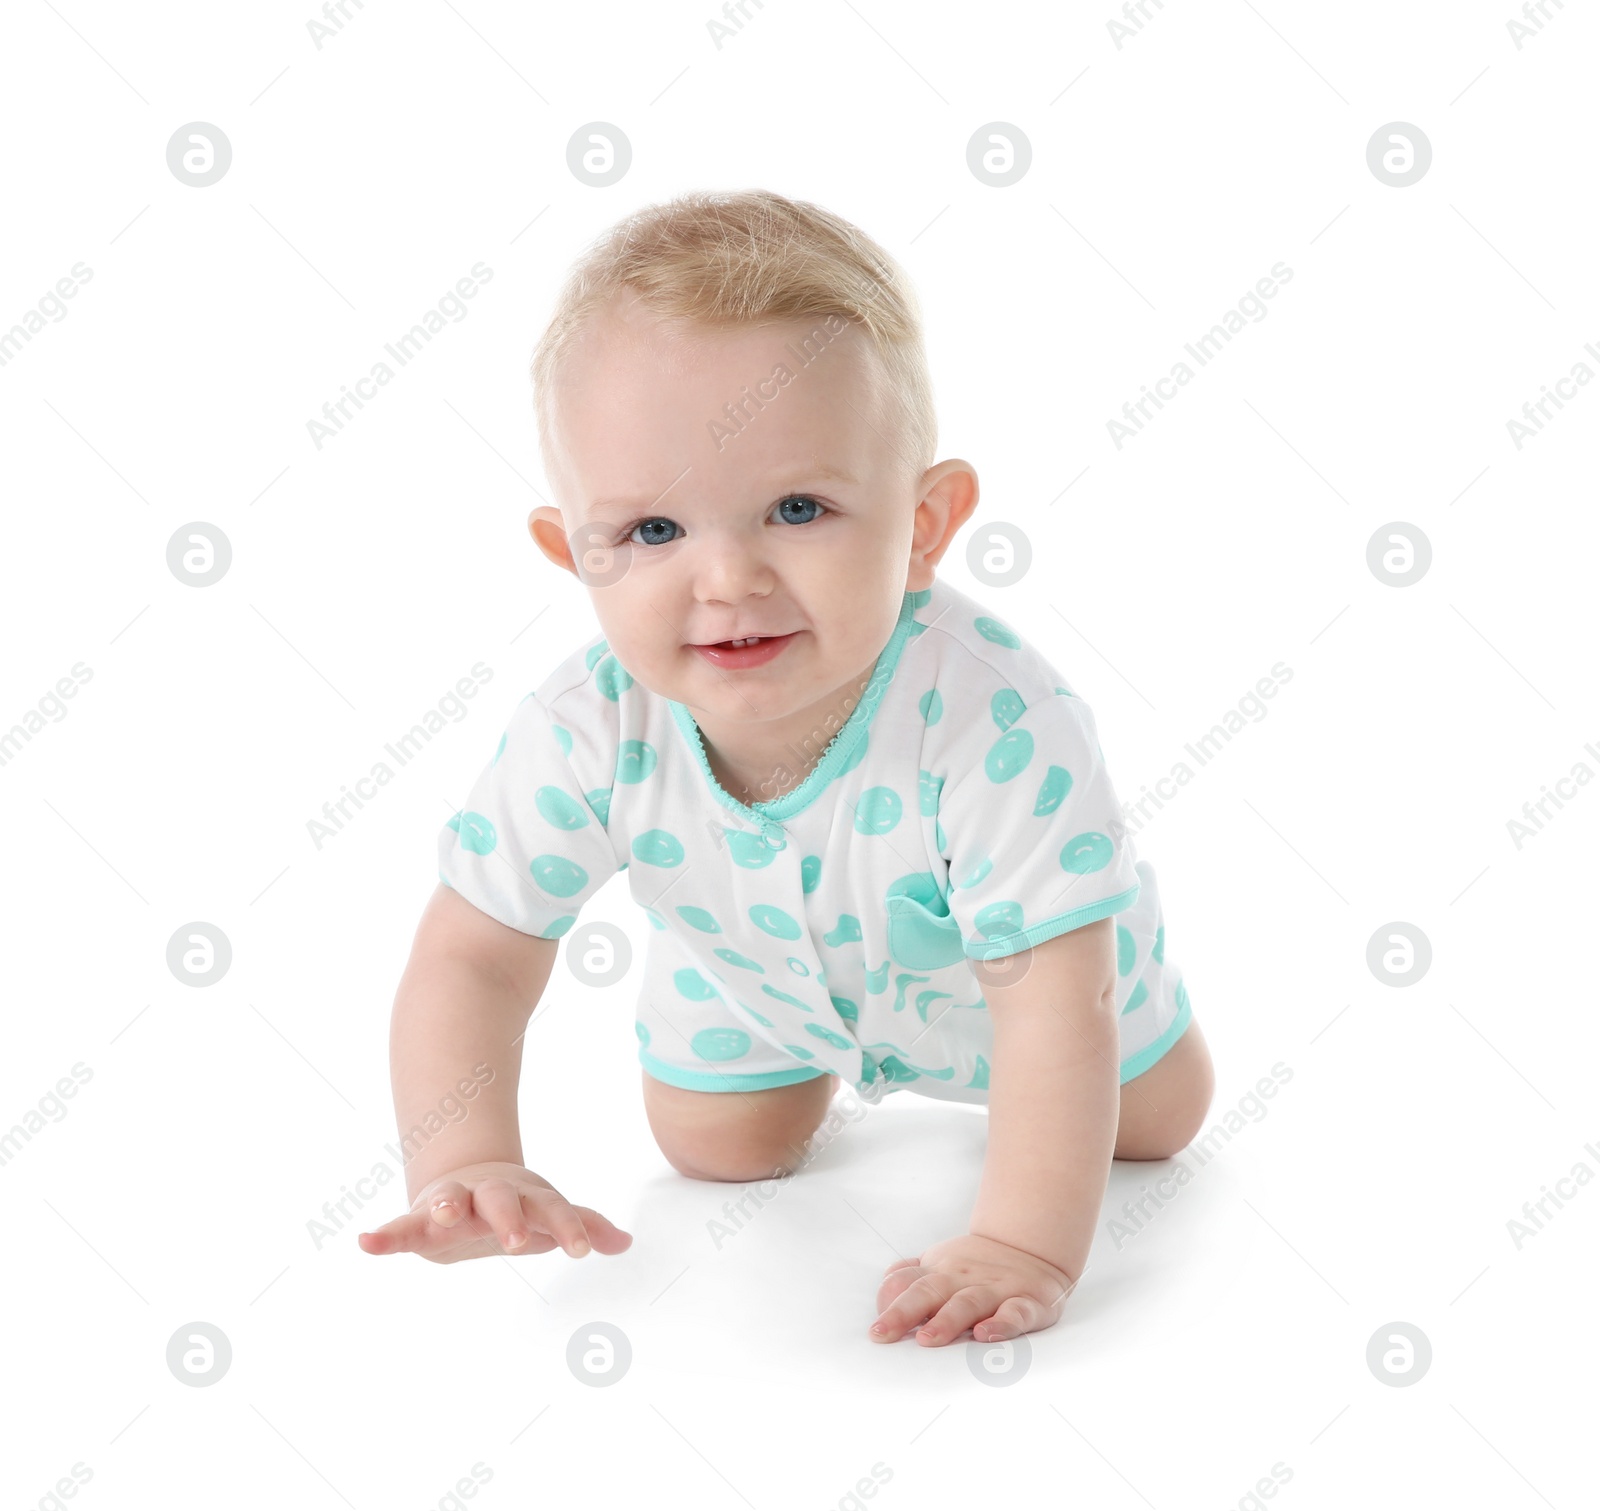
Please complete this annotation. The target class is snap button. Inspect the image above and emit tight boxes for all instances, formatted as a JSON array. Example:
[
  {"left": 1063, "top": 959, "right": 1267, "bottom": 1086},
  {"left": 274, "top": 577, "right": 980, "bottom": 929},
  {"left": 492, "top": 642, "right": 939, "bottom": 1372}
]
[{"left": 761, "top": 824, "right": 785, "bottom": 849}]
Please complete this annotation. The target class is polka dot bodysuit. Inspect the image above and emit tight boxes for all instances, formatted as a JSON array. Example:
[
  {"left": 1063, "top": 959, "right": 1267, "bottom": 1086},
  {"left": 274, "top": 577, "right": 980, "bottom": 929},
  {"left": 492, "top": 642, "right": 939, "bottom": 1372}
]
[{"left": 438, "top": 577, "right": 1192, "bottom": 1105}]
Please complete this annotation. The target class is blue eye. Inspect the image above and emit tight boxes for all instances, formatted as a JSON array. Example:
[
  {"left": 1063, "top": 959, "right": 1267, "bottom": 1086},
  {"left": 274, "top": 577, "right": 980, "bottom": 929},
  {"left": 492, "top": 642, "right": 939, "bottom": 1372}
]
[
  {"left": 626, "top": 517, "right": 681, "bottom": 547},
  {"left": 772, "top": 494, "right": 826, "bottom": 525},
  {"left": 622, "top": 495, "right": 828, "bottom": 548}
]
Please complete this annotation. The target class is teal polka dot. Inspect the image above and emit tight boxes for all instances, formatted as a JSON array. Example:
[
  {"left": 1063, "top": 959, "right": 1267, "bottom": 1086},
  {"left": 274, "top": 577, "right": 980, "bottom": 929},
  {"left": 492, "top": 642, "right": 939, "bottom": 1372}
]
[
  {"left": 456, "top": 812, "right": 496, "bottom": 855},
  {"left": 985, "top": 727, "right": 1034, "bottom": 783},
  {"left": 740, "top": 1003, "right": 774, "bottom": 1028},
  {"left": 974, "top": 616, "right": 1021, "bottom": 649},
  {"left": 643, "top": 908, "right": 668, "bottom": 930},
  {"left": 991, "top": 688, "right": 1025, "bottom": 731},
  {"left": 552, "top": 724, "right": 573, "bottom": 758},
  {"left": 531, "top": 854, "right": 588, "bottom": 898},
  {"left": 714, "top": 947, "right": 765, "bottom": 973},
  {"left": 595, "top": 655, "right": 633, "bottom": 701},
  {"left": 801, "top": 855, "right": 822, "bottom": 893},
  {"left": 886, "top": 871, "right": 944, "bottom": 909},
  {"left": 632, "top": 829, "right": 684, "bottom": 867},
  {"left": 674, "top": 968, "right": 719, "bottom": 1000},
  {"left": 692, "top": 1027, "right": 751, "bottom": 1062},
  {"left": 838, "top": 736, "right": 868, "bottom": 776},
  {"left": 676, "top": 906, "right": 721, "bottom": 933},
  {"left": 781, "top": 1043, "right": 818, "bottom": 1060},
  {"left": 1153, "top": 923, "right": 1165, "bottom": 964},
  {"left": 1034, "top": 765, "right": 1072, "bottom": 816},
  {"left": 761, "top": 983, "right": 812, "bottom": 1012},
  {"left": 824, "top": 914, "right": 862, "bottom": 947},
  {"left": 831, "top": 995, "right": 859, "bottom": 1022},
  {"left": 585, "top": 788, "right": 612, "bottom": 825},
  {"left": 935, "top": 816, "right": 947, "bottom": 852},
  {"left": 1121, "top": 978, "right": 1149, "bottom": 1016},
  {"left": 726, "top": 829, "right": 779, "bottom": 868},
  {"left": 749, "top": 903, "right": 802, "bottom": 940},
  {"left": 635, "top": 1021, "right": 650, "bottom": 1046},
  {"left": 1055, "top": 685, "right": 1074, "bottom": 697},
  {"left": 615, "top": 739, "right": 656, "bottom": 784},
  {"left": 854, "top": 786, "right": 902, "bottom": 835},
  {"left": 493, "top": 732, "right": 507, "bottom": 766},
  {"left": 920, "top": 688, "right": 943, "bottom": 724},
  {"left": 786, "top": 957, "right": 809, "bottom": 975},
  {"left": 955, "top": 855, "right": 992, "bottom": 888},
  {"left": 918, "top": 770, "right": 943, "bottom": 817},
  {"left": 584, "top": 640, "right": 609, "bottom": 670},
  {"left": 1116, "top": 924, "right": 1136, "bottom": 976},
  {"left": 804, "top": 1022, "right": 854, "bottom": 1050},
  {"left": 973, "top": 900, "right": 1023, "bottom": 940},
  {"left": 1061, "top": 832, "right": 1113, "bottom": 874},
  {"left": 535, "top": 786, "right": 590, "bottom": 831},
  {"left": 538, "top": 915, "right": 576, "bottom": 939}
]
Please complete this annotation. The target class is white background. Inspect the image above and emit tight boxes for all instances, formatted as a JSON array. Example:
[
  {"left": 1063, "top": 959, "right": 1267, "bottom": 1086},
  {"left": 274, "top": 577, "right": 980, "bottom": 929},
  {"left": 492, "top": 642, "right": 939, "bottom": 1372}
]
[{"left": 2, "top": 2, "right": 1596, "bottom": 1507}]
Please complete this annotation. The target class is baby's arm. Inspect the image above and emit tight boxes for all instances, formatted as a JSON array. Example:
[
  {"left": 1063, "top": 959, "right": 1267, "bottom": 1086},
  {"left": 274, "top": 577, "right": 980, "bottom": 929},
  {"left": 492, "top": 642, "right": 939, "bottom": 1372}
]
[
  {"left": 358, "top": 883, "right": 633, "bottom": 1264},
  {"left": 870, "top": 917, "right": 1118, "bottom": 1343},
  {"left": 969, "top": 916, "right": 1120, "bottom": 1277}
]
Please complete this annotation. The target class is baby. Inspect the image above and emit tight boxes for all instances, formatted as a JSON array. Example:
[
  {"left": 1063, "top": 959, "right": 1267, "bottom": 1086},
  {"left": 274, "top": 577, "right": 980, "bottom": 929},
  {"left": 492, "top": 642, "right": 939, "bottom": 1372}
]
[{"left": 359, "top": 189, "right": 1215, "bottom": 1347}]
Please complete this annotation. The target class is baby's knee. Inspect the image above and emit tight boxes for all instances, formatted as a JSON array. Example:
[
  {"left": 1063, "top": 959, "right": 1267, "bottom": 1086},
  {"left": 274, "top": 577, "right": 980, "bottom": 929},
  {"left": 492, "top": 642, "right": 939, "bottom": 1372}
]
[{"left": 643, "top": 1071, "right": 836, "bottom": 1182}]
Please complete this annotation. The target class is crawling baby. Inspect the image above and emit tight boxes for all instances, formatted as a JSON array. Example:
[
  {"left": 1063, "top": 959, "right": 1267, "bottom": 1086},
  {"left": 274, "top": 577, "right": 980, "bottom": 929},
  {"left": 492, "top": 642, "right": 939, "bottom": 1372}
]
[{"left": 359, "top": 188, "right": 1215, "bottom": 1347}]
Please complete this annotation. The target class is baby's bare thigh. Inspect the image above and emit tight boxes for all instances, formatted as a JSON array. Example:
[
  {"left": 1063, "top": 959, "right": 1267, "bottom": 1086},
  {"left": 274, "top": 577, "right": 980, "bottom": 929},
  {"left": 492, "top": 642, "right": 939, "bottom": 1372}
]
[{"left": 642, "top": 1070, "right": 840, "bottom": 1182}]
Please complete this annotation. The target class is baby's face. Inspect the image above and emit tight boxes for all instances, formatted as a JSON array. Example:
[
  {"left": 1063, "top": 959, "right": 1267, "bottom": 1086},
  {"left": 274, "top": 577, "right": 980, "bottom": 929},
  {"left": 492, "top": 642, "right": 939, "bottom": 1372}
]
[{"left": 532, "top": 292, "right": 931, "bottom": 732}]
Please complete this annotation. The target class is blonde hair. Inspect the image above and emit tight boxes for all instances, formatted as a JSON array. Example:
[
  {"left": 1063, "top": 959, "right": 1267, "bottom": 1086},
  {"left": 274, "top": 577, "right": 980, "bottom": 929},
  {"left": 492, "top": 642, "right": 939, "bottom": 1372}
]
[{"left": 529, "top": 188, "right": 937, "bottom": 484}]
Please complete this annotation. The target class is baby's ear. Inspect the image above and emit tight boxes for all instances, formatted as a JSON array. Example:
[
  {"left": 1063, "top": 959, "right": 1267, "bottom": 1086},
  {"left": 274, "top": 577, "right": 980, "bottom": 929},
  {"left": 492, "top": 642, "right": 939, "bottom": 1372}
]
[{"left": 528, "top": 507, "right": 578, "bottom": 573}]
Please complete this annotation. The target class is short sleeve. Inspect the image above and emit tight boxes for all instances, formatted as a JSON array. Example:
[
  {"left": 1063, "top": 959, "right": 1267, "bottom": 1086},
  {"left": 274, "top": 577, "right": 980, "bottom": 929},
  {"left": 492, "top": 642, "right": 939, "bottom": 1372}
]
[
  {"left": 936, "top": 691, "right": 1141, "bottom": 960},
  {"left": 437, "top": 693, "right": 620, "bottom": 939}
]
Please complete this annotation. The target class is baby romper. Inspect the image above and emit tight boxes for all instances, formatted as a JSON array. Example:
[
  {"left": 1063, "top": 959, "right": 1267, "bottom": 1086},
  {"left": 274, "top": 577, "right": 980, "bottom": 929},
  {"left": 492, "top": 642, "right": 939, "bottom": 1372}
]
[{"left": 437, "top": 577, "right": 1193, "bottom": 1106}]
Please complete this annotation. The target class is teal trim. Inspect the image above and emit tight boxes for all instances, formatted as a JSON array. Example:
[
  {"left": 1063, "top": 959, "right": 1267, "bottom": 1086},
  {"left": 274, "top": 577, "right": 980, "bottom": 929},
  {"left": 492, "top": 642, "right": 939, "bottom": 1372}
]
[
  {"left": 1118, "top": 990, "right": 1193, "bottom": 1085},
  {"left": 962, "top": 883, "right": 1142, "bottom": 961},
  {"left": 638, "top": 1045, "right": 830, "bottom": 1092},
  {"left": 668, "top": 588, "right": 921, "bottom": 827}
]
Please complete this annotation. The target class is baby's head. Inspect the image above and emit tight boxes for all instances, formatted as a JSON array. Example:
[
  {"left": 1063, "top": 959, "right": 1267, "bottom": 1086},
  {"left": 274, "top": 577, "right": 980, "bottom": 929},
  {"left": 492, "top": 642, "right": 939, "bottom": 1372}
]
[{"left": 526, "top": 189, "right": 977, "bottom": 730}]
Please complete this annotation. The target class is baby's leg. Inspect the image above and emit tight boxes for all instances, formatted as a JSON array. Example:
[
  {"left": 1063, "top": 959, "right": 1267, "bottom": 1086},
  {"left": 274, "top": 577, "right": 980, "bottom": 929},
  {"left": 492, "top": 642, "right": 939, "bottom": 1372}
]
[
  {"left": 1114, "top": 1016, "right": 1215, "bottom": 1160},
  {"left": 642, "top": 1070, "right": 840, "bottom": 1182}
]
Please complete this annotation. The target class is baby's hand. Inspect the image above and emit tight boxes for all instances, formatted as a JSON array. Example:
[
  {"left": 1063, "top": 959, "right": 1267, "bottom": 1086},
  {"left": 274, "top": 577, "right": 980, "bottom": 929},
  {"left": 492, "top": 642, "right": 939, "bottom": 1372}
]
[
  {"left": 868, "top": 1233, "right": 1076, "bottom": 1347},
  {"left": 357, "top": 1161, "right": 633, "bottom": 1265}
]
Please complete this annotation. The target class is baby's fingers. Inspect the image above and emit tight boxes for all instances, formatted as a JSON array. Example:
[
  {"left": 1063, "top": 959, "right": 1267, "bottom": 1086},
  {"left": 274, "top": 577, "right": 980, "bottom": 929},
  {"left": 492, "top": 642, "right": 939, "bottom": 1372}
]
[
  {"left": 358, "top": 1210, "right": 441, "bottom": 1257},
  {"left": 421, "top": 1179, "right": 472, "bottom": 1228},
  {"left": 874, "top": 1261, "right": 927, "bottom": 1314},
  {"left": 973, "top": 1295, "right": 1050, "bottom": 1343},
  {"left": 473, "top": 1178, "right": 534, "bottom": 1252},
  {"left": 523, "top": 1188, "right": 600, "bottom": 1257},
  {"left": 565, "top": 1205, "right": 634, "bottom": 1255}
]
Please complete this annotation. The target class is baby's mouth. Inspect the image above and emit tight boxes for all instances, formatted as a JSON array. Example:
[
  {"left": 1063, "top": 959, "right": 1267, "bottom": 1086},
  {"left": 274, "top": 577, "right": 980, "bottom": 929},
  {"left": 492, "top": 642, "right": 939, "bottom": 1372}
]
[{"left": 690, "top": 633, "right": 799, "bottom": 667}]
